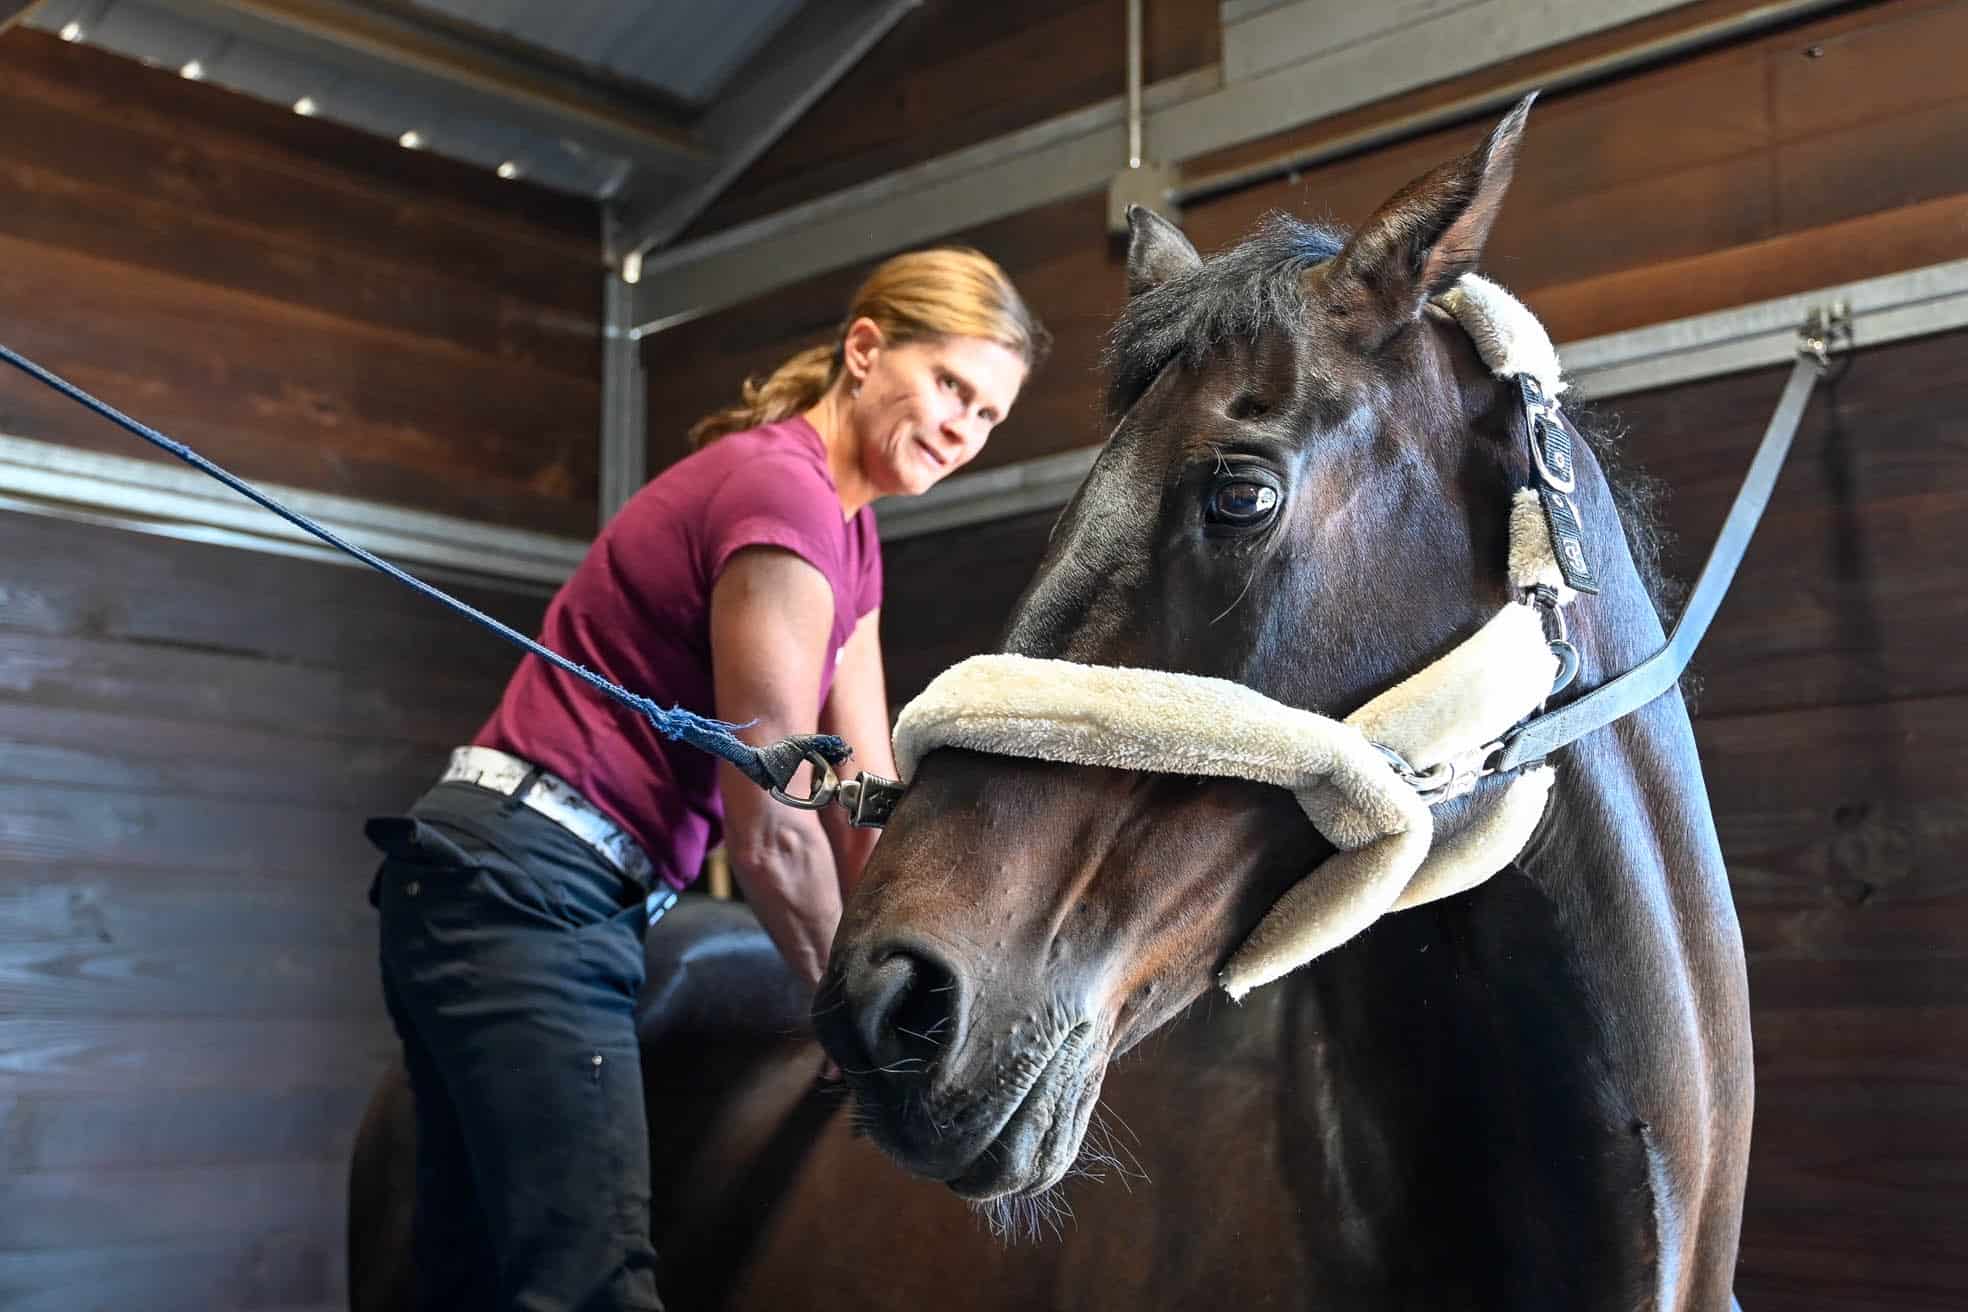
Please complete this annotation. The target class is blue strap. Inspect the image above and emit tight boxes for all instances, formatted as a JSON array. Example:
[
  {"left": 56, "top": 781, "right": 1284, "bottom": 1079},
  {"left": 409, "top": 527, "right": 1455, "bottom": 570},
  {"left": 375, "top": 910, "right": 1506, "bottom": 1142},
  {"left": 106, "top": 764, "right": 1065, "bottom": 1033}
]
[
  {"left": 1493, "top": 355, "right": 1822, "bottom": 772},
  {"left": 0, "top": 344, "right": 848, "bottom": 793}
]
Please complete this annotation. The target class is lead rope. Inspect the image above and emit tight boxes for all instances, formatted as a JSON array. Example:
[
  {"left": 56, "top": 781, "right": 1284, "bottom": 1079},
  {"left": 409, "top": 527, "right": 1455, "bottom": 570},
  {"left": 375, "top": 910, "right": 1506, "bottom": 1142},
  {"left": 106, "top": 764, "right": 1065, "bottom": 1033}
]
[{"left": 0, "top": 344, "right": 853, "bottom": 799}]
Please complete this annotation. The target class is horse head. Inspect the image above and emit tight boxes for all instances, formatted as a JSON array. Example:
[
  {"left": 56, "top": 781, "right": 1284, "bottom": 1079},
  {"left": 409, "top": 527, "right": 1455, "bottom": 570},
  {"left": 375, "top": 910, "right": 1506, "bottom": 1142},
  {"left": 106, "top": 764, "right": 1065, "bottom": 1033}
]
[{"left": 814, "top": 98, "right": 1711, "bottom": 1217}]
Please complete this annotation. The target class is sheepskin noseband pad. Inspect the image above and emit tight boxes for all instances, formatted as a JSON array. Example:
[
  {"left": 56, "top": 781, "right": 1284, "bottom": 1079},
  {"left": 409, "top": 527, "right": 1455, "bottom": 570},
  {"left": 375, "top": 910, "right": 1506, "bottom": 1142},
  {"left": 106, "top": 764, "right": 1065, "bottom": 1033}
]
[
  {"left": 891, "top": 603, "right": 1560, "bottom": 1000},
  {"left": 884, "top": 273, "right": 1578, "bottom": 998}
]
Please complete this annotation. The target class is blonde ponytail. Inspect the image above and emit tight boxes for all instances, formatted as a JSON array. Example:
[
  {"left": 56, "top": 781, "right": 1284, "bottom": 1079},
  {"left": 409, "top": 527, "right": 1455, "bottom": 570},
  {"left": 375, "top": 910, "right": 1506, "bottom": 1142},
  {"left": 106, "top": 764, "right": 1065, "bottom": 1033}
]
[
  {"left": 688, "top": 343, "right": 838, "bottom": 448},
  {"left": 688, "top": 248, "right": 1047, "bottom": 448}
]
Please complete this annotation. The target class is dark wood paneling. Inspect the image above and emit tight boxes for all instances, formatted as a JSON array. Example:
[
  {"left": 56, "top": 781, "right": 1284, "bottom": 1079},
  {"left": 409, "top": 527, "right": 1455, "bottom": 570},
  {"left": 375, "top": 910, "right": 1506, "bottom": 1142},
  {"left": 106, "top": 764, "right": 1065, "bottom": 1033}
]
[
  {"left": 1604, "top": 332, "right": 1968, "bottom": 717},
  {"left": 0, "top": 509, "right": 543, "bottom": 1308},
  {"left": 880, "top": 508, "right": 1057, "bottom": 708},
  {"left": 648, "top": 0, "right": 1968, "bottom": 488},
  {"left": 0, "top": 1232, "right": 342, "bottom": 1312},
  {"left": 874, "top": 325, "right": 1968, "bottom": 1309},
  {"left": 682, "top": 0, "right": 1220, "bottom": 238},
  {"left": 1527, "top": 194, "right": 1968, "bottom": 341},
  {"left": 0, "top": 30, "right": 602, "bottom": 535}
]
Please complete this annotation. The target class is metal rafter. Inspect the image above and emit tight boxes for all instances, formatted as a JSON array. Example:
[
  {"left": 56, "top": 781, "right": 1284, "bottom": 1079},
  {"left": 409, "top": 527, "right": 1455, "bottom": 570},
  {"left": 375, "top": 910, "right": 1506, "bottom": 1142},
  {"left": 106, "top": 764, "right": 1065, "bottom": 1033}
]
[
  {"left": 145, "top": 0, "right": 706, "bottom": 175},
  {"left": 614, "top": 0, "right": 920, "bottom": 262},
  {"left": 1, "top": 1, "right": 49, "bottom": 33}
]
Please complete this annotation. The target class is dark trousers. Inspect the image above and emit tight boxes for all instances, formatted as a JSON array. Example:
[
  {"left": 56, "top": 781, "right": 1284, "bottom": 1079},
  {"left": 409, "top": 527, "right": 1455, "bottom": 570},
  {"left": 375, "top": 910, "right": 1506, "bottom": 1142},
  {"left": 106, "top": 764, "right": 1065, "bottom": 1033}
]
[{"left": 367, "top": 781, "right": 665, "bottom": 1312}]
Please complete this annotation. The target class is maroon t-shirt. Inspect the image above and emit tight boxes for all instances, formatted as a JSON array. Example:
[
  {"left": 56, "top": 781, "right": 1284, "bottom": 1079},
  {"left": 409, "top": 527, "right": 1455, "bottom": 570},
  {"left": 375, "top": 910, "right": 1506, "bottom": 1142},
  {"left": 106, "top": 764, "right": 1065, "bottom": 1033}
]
[{"left": 474, "top": 415, "right": 882, "bottom": 889}]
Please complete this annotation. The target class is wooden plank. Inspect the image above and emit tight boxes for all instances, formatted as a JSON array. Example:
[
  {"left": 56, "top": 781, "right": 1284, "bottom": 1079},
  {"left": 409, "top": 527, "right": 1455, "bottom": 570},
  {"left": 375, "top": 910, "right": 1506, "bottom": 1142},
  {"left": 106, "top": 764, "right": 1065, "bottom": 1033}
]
[
  {"left": 0, "top": 862, "right": 381, "bottom": 950},
  {"left": 1775, "top": 96, "right": 1968, "bottom": 233},
  {"left": 1179, "top": 0, "right": 1954, "bottom": 179},
  {"left": 0, "top": 1234, "right": 345, "bottom": 1312},
  {"left": 1700, "top": 699, "right": 1968, "bottom": 905},
  {"left": 1736, "top": 1004, "right": 1968, "bottom": 1310},
  {"left": 0, "top": 780, "right": 381, "bottom": 872},
  {"left": 0, "top": 235, "right": 599, "bottom": 536},
  {"left": 0, "top": 630, "right": 503, "bottom": 744},
  {"left": 0, "top": 75, "right": 596, "bottom": 319},
  {"left": 0, "top": 710, "right": 442, "bottom": 806},
  {"left": 1770, "top": 0, "right": 1968, "bottom": 139},
  {"left": 1, "top": 1086, "right": 370, "bottom": 1173},
  {"left": 1526, "top": 193, "right": 1968, "bottom": 342},
  {"left": 0, "top": 155, "right": 599, "bottom": 380},
  {"left": 0, "top": 1016, "right": 394, "bottom": 1093},
  {"left": 0, "top": 1159, "right": 347, "bottom": 1249},
  {"left": 0, "top": 508, "right": 546, "bottom": 676},
  {"left": 2, "top": 29, "right": 595, "bottom": 254},
  {"left": 0, "top": 938, "right": 381, "bottom": 1019}
]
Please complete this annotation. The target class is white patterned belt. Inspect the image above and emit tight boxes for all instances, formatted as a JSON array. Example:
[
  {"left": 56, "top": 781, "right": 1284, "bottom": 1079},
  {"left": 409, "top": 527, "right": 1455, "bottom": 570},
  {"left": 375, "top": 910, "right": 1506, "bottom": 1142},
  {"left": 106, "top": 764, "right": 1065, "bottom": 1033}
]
[{"left": 439, "top": 746, "right": 665, "bottom": 904}]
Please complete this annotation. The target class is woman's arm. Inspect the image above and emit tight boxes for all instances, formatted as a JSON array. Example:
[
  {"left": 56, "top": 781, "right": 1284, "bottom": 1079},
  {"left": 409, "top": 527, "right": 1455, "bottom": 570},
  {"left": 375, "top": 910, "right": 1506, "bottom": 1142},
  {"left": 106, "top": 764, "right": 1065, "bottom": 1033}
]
[
  {"left": 818, "top": 607, "right": 894, "bottom": 894},
  {"left": 709, "top": 546, "right": 843, "bottom": 990}
]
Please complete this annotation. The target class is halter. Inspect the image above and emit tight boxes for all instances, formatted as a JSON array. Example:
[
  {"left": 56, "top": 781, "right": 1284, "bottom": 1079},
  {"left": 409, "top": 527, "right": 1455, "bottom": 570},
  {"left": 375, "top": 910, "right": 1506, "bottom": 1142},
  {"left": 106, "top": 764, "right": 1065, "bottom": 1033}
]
[{"left": 795, "top": 276, "right": 1840, "bottom": 998}]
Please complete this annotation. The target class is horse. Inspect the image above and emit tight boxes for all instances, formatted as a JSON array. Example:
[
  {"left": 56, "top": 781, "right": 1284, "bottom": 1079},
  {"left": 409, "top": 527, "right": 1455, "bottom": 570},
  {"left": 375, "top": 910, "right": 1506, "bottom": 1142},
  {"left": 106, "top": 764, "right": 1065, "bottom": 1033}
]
[{"left": 349, "top": 97, "right": 1754, "bottom": 1310}]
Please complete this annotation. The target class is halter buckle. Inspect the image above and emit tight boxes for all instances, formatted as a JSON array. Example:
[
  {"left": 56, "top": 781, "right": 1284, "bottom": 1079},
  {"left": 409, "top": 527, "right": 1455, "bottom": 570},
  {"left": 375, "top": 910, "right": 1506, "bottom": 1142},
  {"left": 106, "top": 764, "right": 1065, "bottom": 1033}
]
[
  {"left": 1373, "top": 741, "right": 1503, "bottom": 806},
  {"left": 768, "top": 748, "right": 843, "bottom": 811},
  {"left": 837, "top": 771, "right": 906, "bottom": 828}
]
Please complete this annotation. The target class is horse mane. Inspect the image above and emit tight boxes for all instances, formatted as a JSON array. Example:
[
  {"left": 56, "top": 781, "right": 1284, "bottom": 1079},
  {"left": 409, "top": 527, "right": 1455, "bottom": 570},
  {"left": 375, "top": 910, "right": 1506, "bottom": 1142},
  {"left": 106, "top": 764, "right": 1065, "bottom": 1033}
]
[{"left": 1100, "top": 211, "right": 1679, "bottom": 628}]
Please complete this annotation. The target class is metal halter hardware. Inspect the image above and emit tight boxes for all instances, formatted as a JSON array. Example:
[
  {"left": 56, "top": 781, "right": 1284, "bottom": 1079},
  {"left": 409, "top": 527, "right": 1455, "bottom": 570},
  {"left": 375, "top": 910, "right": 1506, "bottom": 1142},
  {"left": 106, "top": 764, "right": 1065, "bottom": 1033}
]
[{"left": 768, "top": 747, "right": 906, "bottom": 828}]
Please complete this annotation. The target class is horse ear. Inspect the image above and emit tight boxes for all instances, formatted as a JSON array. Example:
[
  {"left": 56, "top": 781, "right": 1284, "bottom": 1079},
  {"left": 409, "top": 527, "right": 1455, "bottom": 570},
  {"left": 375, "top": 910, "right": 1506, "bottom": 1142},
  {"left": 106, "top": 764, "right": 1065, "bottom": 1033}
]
[
  {"left": 1327, "top": 93, "right": 1533, "bottom": 329},
  {"left": 1126, "top": 205, "right": 1202, "bottom": 296}
]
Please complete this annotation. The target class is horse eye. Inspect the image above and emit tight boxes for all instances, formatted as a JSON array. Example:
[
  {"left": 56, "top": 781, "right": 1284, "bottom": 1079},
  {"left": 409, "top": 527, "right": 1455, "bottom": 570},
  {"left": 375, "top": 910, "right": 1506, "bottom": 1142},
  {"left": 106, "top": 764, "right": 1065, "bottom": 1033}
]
[{"left": 1207, "top": 479, "right": 1279, "bottom": 526}]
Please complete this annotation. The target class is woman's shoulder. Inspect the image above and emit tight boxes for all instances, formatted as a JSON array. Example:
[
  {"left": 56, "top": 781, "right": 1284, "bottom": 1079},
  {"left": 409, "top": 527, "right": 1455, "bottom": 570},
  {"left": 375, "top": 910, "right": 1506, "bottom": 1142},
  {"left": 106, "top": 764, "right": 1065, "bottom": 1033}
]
[{"left": 699, "top": 415, "right": 825, "bottom": 469}]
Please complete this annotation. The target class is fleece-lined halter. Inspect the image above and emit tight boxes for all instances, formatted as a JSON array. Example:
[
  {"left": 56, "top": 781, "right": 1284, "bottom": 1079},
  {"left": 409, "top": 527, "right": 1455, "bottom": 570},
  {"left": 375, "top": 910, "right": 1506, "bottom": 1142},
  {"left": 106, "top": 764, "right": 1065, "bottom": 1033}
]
[{"left": 891, "top": 275, "right": 1591, "bottom": 1000}]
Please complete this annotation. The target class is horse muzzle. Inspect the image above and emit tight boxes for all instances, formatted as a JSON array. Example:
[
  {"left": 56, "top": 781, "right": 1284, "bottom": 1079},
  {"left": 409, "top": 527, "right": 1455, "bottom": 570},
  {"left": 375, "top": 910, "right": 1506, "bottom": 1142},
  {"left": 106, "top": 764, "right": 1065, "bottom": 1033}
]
[{"left": 815, "top": 933, "right": 1109, "bottom": 1200}]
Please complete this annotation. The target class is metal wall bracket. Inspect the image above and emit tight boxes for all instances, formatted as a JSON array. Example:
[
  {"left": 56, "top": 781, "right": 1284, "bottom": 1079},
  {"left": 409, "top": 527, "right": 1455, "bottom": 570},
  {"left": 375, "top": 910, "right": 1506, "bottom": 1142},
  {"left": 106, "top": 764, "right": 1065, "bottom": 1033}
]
[{"left": 1798, "top": 301, "right": 1854, "bottom": 370}]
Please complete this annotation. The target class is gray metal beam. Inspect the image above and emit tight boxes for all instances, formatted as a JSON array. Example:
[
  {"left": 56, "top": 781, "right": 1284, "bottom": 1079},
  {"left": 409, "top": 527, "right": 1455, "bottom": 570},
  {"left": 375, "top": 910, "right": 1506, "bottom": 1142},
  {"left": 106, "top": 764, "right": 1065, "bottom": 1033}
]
[
  {"left": 629, "top": 0, "right": 1733, "bottom": 334},
  {"left": 144, "top": 0, "right": 705, "bottom": 176},
  {"left": 1565, "top": 257, "right": 1968, "bottom": 399},
  {"left": 619, "top": 0, "right": 921, "bottom": 261},
  {"left": 2, "top": 1, "right": 49, "bottom": 33},
  {"left": 599, "top": 214, "right": 648, "bottom": 523},
  {"left": 629, "top": 63, "right": 1220, "bottom": 336},
  {"left": 0, "top": 430, "right": 586, "bottom": 586},
  {"left": 874, "top": 258, "right": 1968, "bottom": 541}
]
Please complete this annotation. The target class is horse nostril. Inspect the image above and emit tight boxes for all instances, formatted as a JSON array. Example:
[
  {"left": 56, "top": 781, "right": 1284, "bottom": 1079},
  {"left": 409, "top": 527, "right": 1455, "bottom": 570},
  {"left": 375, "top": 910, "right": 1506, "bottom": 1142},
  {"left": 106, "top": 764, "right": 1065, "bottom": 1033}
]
[{"left": 852, "top": 942, "right": 959, "bottom": 1075}]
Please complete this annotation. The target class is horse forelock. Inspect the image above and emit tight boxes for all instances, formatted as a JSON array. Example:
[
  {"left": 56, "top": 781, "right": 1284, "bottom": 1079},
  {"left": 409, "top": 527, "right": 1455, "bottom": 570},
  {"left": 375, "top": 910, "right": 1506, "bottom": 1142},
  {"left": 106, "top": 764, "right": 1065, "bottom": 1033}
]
[{"left": 1103, "top": 212, "right": 1348, "bottom": 421}]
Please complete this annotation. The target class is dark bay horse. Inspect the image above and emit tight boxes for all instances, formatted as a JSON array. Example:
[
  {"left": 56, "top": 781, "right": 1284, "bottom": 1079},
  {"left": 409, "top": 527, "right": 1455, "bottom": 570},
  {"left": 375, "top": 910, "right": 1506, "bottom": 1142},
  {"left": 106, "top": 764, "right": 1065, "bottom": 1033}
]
[{"left": 350, "top": 99, "right": 1753, "bottom": 1309}]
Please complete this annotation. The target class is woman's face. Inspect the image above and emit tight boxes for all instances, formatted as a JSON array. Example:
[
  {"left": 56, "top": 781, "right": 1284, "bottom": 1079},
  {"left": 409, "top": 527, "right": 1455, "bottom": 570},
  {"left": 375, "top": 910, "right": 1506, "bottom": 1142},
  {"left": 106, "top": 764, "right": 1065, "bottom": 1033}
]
[{"left": 850, "top": 331, "right": 1027, "bottom": 497}]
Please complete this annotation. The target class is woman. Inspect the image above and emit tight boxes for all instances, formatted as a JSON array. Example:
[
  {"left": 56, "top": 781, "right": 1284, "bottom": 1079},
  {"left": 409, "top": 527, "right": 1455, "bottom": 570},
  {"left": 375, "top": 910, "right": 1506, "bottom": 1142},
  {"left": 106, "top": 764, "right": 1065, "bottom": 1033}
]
[{"left": 364, "top": 247, "right": 1047, "bottom": 1311}]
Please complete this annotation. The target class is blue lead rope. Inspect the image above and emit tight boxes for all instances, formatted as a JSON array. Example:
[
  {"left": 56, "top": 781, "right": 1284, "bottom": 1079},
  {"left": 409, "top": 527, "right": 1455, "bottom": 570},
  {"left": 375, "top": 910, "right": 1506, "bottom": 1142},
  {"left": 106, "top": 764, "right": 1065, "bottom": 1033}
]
[{"left": 0, "top": 344, "right": 849, "bottom": 793}]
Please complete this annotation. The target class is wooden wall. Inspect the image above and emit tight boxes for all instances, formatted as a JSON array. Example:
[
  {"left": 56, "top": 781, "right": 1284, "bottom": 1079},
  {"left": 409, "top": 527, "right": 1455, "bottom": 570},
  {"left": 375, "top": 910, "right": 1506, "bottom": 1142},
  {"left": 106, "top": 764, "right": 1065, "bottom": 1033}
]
[
  {"left": 0, "top": 516, "right": 545, "bottom": 1312},
  {"left": 647, "top": 1, "right": 1968, "bottom": 1306},
  {"left": 0, "top": 31, "right": 602, "bottom": 537},
  {"left": 680, "top": 0, "right": 1222, "bottom": 237},
  {"left": 0, "top": 29, "right": 585, "bottom": 1311},
  {"left": 643, "top": 0, "right": 1968, "bottom": 477}
]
